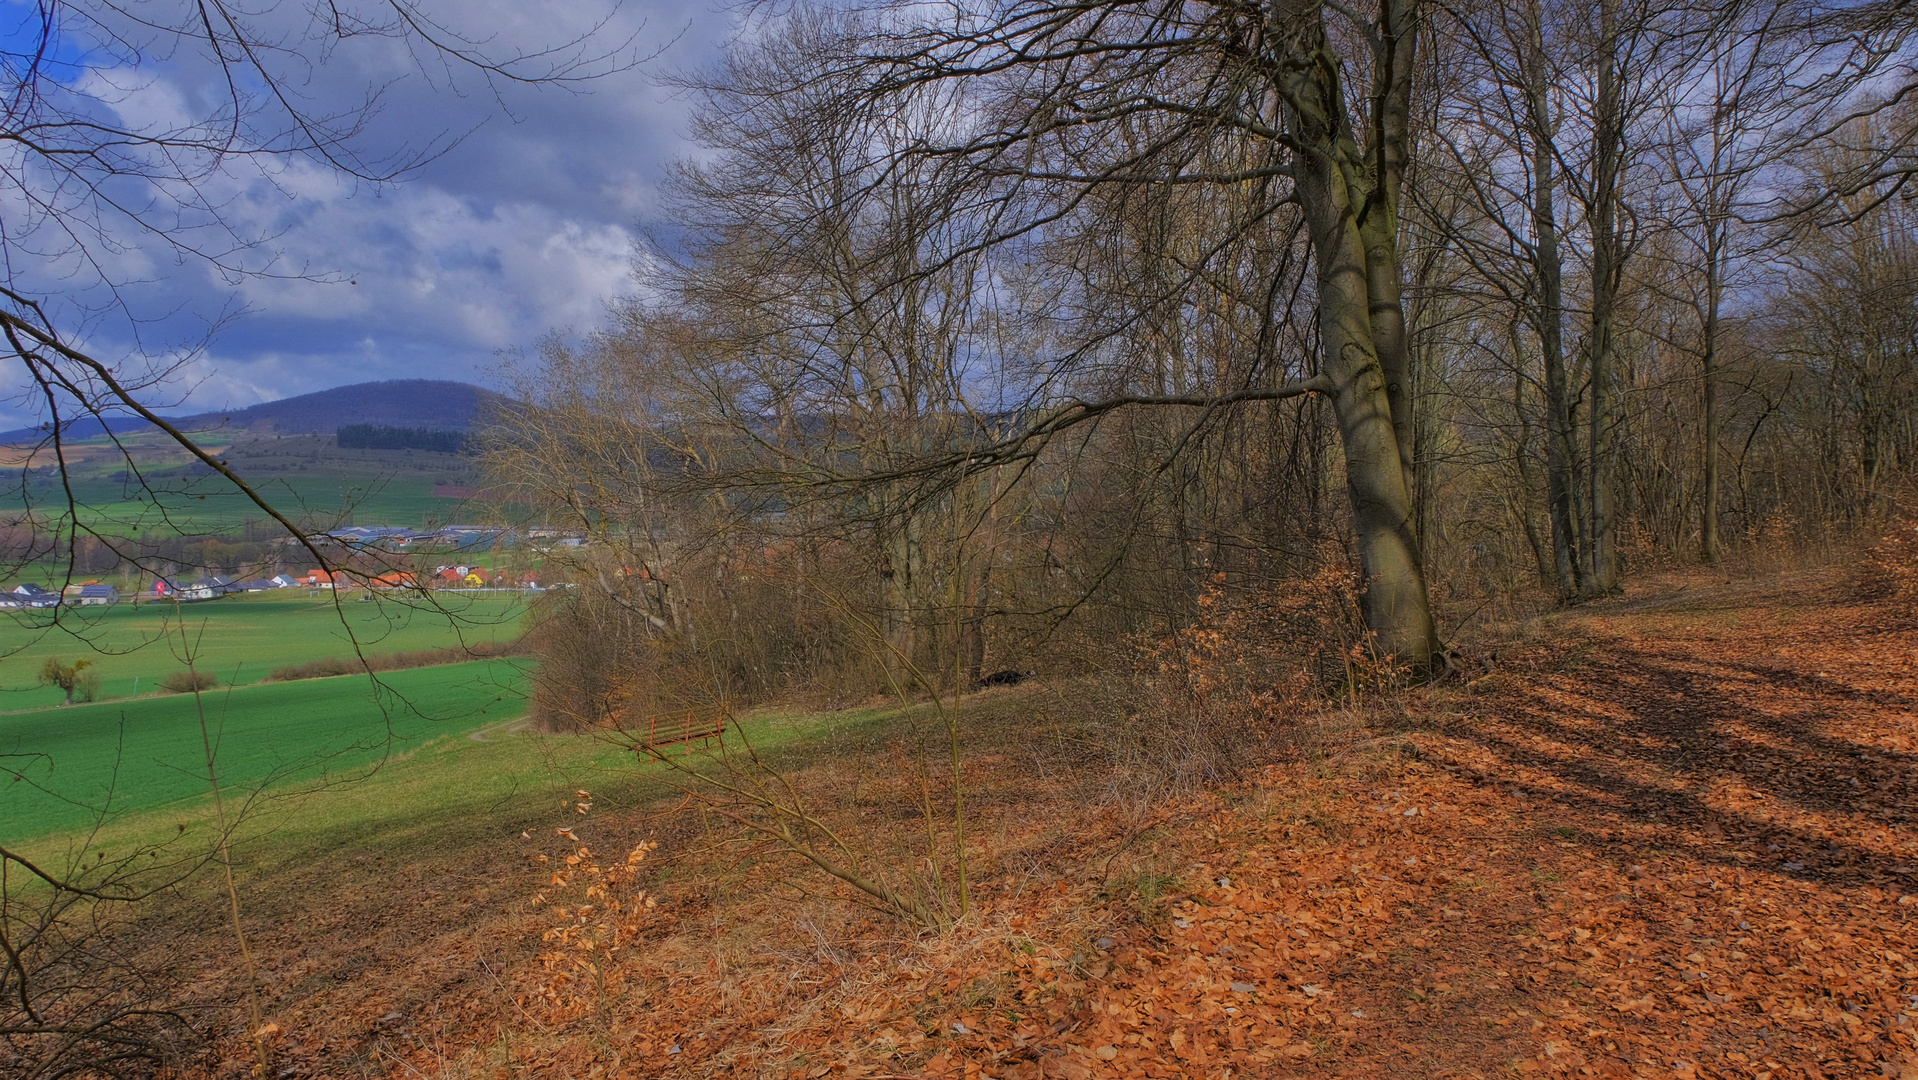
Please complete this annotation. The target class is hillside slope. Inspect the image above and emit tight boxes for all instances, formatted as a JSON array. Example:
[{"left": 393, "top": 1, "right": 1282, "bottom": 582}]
[
  {"left": 0, "top": 380, "right": 509, "bottom": 444},
  {"left": 112, "top": 563, "right": 1918, "bottom": 1078}
]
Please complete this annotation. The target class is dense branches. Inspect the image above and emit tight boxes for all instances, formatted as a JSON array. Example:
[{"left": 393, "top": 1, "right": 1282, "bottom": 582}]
[{"left": 496, "top": 0, "right": 1918, "bottom": 717}]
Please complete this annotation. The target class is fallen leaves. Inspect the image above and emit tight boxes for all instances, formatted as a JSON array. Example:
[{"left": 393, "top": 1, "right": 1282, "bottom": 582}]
[{"left": 165, "top": 565, "right": 1918, "bottom": 1079}]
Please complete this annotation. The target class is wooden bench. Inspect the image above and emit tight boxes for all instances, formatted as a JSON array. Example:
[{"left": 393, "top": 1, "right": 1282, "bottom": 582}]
[{"left": 636, "top": 705, "right": 727, "bottom": 751}]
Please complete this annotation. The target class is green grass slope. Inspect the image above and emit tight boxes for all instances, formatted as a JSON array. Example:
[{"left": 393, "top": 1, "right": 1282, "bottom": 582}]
[
  {"left": 0, "top": 593, "right": 527, "bottom": 709},
  {"left": 12, "top": 432, "right": 484, "bottom": 533},
  {"left": 0, "top": 658, "right": 531, "bottom": 838}
]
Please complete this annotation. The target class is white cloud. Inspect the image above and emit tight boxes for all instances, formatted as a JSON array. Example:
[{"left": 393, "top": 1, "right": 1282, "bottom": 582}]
[
  {"left": 0, "top": 0, "right": 733, "bottom": 427},
  {"left": 218, "top": 167, "right": 635, "bottom": 349}
]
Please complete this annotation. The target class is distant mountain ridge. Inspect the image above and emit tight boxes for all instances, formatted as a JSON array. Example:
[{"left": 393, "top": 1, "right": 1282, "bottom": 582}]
[{"left": 0, "top": 380, "right": 510, "bottom": 445}]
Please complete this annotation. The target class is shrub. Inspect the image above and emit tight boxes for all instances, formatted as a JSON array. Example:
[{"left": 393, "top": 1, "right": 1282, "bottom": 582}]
[
  {"left": 37, "top": 657, "right": 95, "bottom": 705},
  {"left": 158, "top": 670, "right": 218, "bottom": 693},
  {"left": 264, "top": 638, "right": 523, "bottom": 682},
  {"left": 528, "top": 837, "right": 659, "bottom": 1023},
  {"left": 1862, "top": 517, "right": 1918, "bottom": 602},
  {"left": 1113, "top": 564, "right": 1394, "bottom": 787}
]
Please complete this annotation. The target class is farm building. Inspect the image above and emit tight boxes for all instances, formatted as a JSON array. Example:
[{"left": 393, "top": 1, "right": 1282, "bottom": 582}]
[
  {"left": 7, "top": 584, "right": 57, "bottom": 608},
  {"left": 182, "top": 576, "right": 237, "bottom": 601}
]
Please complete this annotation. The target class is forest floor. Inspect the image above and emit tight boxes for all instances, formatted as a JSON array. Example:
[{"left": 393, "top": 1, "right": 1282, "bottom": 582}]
[{"left": 175, "top": 559, "right": 1918, "bottom": 1079}]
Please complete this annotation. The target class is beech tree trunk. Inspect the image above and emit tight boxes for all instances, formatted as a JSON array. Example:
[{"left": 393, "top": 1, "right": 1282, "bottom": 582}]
[
  {"left": 1700, "top": 204, "right": 1725, "bottom": 564},
  {"left": 1522, "top": 0, "right": 1585, "bottom": 598},
  {"left": 1284, "top": 0, "right": 1443, "bottom": 670},
  {"left": 1583, "top": 0, "right": 1623, "bottom": 598}
]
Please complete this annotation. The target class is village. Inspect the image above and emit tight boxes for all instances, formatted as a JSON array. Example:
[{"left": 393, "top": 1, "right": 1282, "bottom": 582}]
[{"left": 0, "top": 524, "right": 584, "bottom": 608}]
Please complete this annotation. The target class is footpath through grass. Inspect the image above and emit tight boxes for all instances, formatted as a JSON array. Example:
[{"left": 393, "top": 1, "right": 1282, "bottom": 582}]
[{"left": 0, "top": 593, "right": 527, "bottom": 709}]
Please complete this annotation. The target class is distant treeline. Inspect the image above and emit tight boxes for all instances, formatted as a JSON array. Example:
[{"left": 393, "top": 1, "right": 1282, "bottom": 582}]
[{"left": 336, "top": 424, "right": 466, "bottom": 453}]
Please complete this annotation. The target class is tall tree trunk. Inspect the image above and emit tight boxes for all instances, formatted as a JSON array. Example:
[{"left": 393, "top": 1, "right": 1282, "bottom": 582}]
[
  {"left": 1284, "top": 0, "right": 1442, "bottom": 671},
  {"left": 1510, "top": 322, "right": 1556, "bottom": 587},
  {"left": 1295, "top": 169, "right": 1441, "bottom": 668},
  {"left": 1360, "top": 0, "right": 1420, "bottom": 528},
  {"left": 963, "top": 556, "right": 990, "bottom": 688},
  {"left": 1701, "top": 225, "right": 1723, "bottom": 563},
  {"left": 1583, "top": 0, "right": 1622, "bottom": 598},
  {"left": 880, "top": 520, "right": 920, "bottom": 687},
  {"left": 1358, "top": 157, "right": 1418, "bottom": 522},
  {"left": 1523, "top": 11, "right": 1584, "bottom": 598}
]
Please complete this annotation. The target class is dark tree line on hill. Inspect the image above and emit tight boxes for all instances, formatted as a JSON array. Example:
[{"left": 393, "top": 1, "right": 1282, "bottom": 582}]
[
  {"left": 336, "top": 425, "right": 469, "bottom": 454},
  {"left": 489, "top": 0, "right": 1918, "bottom": 724}
]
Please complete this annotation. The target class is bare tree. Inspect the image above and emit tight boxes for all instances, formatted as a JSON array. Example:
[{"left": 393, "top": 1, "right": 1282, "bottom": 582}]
[
  {"left": 1645, "top": 0, "right": 1805, "bottom": 561},
  {"left": 669, "top": 0, "right": 1451, "bottom": 667}
]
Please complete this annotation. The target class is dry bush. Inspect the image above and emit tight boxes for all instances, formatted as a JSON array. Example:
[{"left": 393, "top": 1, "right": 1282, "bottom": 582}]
[
  {"left": 527, "top": 835, "right": 659, "bottom": 1025},
  {"left": 157, "top": 669, "right": 218, "bottom": 694},
  {"left": 1075, "top": 566, "right": 1393, "bottom": 790},
  {"left": 521, "top": 587, "right": 633, "bottom": 732},
  {"left": 1, "top": 844, "right": 203, "bottom": 1078},
  {"left": 522, "top": 548, "right": 896, "bottom": 733},
  {"left": 1861, "top": 517, "right": 1918, "bottom": 601},
  {"left": 465, "top": 715, "right": 1130, "bottom": 1078},
  {"left": 263, "top": 638, "right": 522, "bottom": 682}
]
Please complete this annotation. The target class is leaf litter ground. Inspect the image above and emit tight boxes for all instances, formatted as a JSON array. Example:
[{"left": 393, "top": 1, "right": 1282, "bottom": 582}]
[{"left": 180, "top": 565, "right": 1918, "bottom": 1078}]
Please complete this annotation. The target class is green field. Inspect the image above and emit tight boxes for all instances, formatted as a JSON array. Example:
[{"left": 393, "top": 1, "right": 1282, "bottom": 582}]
[
  {"left": 0, "top": 429, "right": 578, "bottom": 852},
  {"left": 0, "top": 658, "right": 533, "bottom": 838},
  {"left": 7, "top": 431, "right": 483, "bottom": 533},
  {"left": 2, "top": 659, "right": 911, "bottom": 863},
  {"left": 0, "top": 593, "right": 528, "bottom": 709}
]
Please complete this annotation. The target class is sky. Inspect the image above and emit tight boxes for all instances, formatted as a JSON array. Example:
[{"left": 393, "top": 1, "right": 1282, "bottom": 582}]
[{"left": 0, "top": 0, "right": 735, "bottom": 428}]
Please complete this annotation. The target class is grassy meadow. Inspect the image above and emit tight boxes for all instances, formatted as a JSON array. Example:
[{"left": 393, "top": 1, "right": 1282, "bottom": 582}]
[
  {"left": 3, "top": 660, "right": 906, "bottom": 878},
  {"left": 0, "top": 591, "right": 536, "bottom": 841},
  {"left": 0, "top": 577, "right": 907, "bottom": 850},
  {"left": 0, "top": 658, "right": 534, "bottom": 839},
  {"left": 0, "top": 592, "right": 528, "bottom": 709}
]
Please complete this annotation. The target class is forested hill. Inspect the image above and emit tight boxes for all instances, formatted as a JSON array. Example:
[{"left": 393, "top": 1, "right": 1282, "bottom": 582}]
[{"left": 0, "top": 380, "right": 510, "bottom": 444}]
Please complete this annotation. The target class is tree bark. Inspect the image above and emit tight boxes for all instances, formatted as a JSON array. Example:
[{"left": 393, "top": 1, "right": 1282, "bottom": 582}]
[
  {"left": 1698, "top": 119, "right": 1730, "bottom": 563},
  {"left": 880, "top": 517, "right": 920, "bottom": 687},
  {"left": 1509, "top": 321, "right": 1556, "bottom": 587},
  {"left": 1359, "top": 11, "right": 1420, "bottom": 519},
  {"left": 1522, "top": 3, "right": 1585, "bottom": 598},
  {"left": 1287, "top": 32, "right": 1442, "bottom": 666},
  {"left": 1701, "top": 249, "right": 1722, "bottom": 563},
  {"left": 1583, "top": 0, "right": 1623, "bottom": 598}
]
